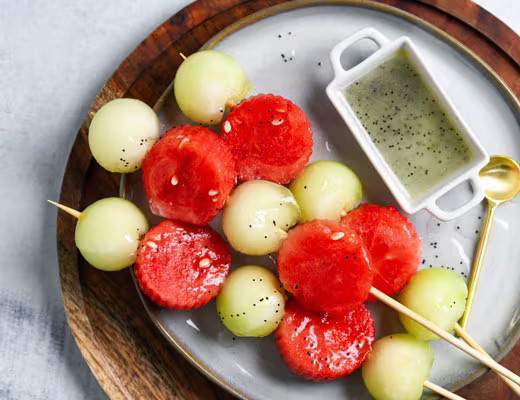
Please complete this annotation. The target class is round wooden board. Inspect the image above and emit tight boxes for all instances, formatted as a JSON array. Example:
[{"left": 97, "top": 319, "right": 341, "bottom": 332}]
[{"left": 57, "top": 0, "right": 520, "bottom": 399}]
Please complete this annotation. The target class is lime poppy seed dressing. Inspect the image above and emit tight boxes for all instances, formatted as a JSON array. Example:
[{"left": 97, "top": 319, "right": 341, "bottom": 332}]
[{"left": 344, "top": 50, "right": 474, "bottom": 198}]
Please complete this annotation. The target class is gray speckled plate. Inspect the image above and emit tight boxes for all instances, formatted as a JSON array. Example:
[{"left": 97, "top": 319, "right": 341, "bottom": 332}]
[{"left": 127, "top": 2, "right": 520, "bottom": 399}]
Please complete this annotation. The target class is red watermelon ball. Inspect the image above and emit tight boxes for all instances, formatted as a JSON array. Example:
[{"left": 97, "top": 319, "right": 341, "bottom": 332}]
[
  {"left": 135, "top": 219, "right": 231, "bottom": 309},
  {"left": 221, "top": 94, "right": 313, "bottom": 184},
  {"left": 341, "top": 203, "right": 422, "bottom": 300},
  {"left": 276, "top": 300, "right": 375, "bottom": 381},
  {"left": 277, "top": 219, "right": 374, "bottom": 314},
  {"left": 142, "top": 126, "right": 237, "bottom": 226}
]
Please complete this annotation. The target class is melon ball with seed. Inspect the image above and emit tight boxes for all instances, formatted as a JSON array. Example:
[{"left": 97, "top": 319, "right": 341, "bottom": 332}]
[
  {"left": 398, "top": 268, "right": 468, "bottom": 340},
  {"left": 217, "top": 265, "right": 286, "bottom": 337},
  {"left": 75, "top": 198, "right": 149, "bottom": 271},
  {"left": 362, "top": 333, "right": 434, "bottom": 400},
  {"left": 174, "top": 50, "right": 251, "bottom": 124},
  {"left": 88, "top": 98, "right": 160, "bottom": 173},
  {"left": 222, "top": 180, "right": 300, "bottom": 256},
  {"left": 290, "top": 160, "right": 362, "bottom": 222}
]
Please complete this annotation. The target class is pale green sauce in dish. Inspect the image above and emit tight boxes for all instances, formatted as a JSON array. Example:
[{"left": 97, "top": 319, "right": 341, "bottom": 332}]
[{"left": 344, "top": 50, "right": 474, "bottom": 198}]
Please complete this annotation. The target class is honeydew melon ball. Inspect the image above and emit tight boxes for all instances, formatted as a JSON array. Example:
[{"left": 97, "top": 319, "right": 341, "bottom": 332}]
[
  {"left": 362, "top": 333, "right": 434, "bottom": 400},
  {"left": 290, "top": 160, "right": 362, "bottom": 222},
  {"left": 75, "top": 197, "right": 148, "bottom": 271},
  {"left": 398, "top": 268, "right": 468, "bottom": 341},
  {"left": 217, "top": 266, "right": 286, "bottom": 337},
  {"left": 88, "top": 98, "right": 160, "bottom": 173},
  {"left": 222, "top": 180, "right": 300, "bottom": 256},
  {"left": 174, "top": 50, "right": 251, "bottom": 124}
]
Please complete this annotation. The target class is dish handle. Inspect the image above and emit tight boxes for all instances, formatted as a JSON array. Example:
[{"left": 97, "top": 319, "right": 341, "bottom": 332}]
[
  {"left": 329, "top": 28, "right": 389, "bottom": 78},
  {"left": 426, "top": 176, "right": 485, "bottom": 221}
]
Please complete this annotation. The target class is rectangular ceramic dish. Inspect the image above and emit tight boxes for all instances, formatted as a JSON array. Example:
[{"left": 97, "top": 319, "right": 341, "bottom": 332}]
[{"left": 326, "top": 28, "right": 489, "bottom": 220}]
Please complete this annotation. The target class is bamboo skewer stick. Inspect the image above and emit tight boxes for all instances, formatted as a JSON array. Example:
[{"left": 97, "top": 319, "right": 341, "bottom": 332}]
[
  {"left": 369, "top": 287, "right": 520, "bottom": 386},
  {"left": 454, "top": 324, "right": 520, "bottom": 396},
  {"left": 423, "top": 380, "right": 465, "bottom": 400},
  {"left": 179, "top": 52, "right": 187, "bottom": 60},
  {"left": 48, "top": 200, "right": 82, "bottom": 219}
]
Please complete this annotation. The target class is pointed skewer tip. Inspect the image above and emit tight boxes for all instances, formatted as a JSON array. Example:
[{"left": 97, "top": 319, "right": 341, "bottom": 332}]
[{"left": 47, "top": 200, "right": 82, "bottom": 219}]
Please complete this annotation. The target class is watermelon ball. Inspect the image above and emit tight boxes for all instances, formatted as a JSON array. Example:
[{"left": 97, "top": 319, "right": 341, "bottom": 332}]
[
  {"left": 341, "top": 204, "right": 421, "bottom": 300},
  {"left": 362, "top": 334, "right": 434, "bottom": 400},
  {"left": 142, "top": 126, "right": 236, "bottom": 226},
  {"left": 221, "top": 94, "right": 313, "bottom": 184},
  {"left": 276, "top": 300, "right": 375, "bottom": 381},
  {"left": 277, "top": 219, "right": 373, "bottom": 314},
  {"left": 217, "top": 265, "right": 286, "bottom": 337},
  {"left": 135, "top": 219, "right": 231, "bottom": 309}
]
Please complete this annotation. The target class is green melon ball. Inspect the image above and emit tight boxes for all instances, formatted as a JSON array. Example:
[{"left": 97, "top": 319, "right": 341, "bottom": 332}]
[
  {"left": 217, "top": 266, "right": 286, "bottom": 337},
  {"left": 289, "top": 160, "right": 362, "bottom": 222},
  {"left": 174, "top": 50, "right": 251, "bottom": 124},
  {"left": 75, "top": 198, "right": 148, "bottom": 271},
  {"left": 88, "top": 98, "right": 160, "bottom": 173},
  {"left": 362, "top": 333, "right": 434, "bottom": 400},
  {"left": 398, "top": 268, "right": 468, "bottom": 341},
  {"left": 222, "top": 180, "right": 300, "bottom": 256}
]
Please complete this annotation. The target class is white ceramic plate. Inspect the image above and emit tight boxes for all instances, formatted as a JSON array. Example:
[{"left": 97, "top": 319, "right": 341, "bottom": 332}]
[{"left": 127, "top": 2, "right": 520, "bottom": 399}]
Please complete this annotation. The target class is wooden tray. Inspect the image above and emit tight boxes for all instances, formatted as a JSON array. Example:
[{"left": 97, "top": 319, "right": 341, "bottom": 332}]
[{"left": 56, "top": 1, "right": 520, "bottom": 399}]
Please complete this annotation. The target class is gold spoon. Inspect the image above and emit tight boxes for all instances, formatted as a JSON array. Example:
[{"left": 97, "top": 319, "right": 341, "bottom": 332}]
[{"left": 460, "top": 155, "right": 520, "bottom": 328}]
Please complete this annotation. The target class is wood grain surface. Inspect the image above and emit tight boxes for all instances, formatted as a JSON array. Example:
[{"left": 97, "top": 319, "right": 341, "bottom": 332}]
[{"left": 56, "top": 0, "right": 519, "bottom": 399}]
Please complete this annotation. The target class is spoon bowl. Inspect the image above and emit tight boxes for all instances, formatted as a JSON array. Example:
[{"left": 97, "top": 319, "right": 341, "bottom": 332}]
[{"left": 479, "top": 155, "right": 520, "bottom": 203}]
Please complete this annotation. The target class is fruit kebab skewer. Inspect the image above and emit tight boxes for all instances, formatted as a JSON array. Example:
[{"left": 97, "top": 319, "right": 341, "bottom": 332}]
[
  {"left": 218, "top": 158, "right": 520, "bottom": 386},
  {"left": 50, "top": 201, "right": 233, "bottom": 309},
  {"left": 277, "top": 218, "right": 520, "bottom": 386},
  {"left": 287, "top": 164, "right": 519, "bottom": 390},
  {"left": 286, "top": 183, "right": 519, "bottom": 388}
]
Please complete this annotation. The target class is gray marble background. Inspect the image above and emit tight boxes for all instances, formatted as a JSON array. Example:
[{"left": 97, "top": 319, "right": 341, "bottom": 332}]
[{"left": 0, "top": 1, "right": 517, "bottom": 399}]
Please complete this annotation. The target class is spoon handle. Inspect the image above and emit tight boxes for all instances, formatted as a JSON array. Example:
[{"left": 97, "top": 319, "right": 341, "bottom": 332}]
[{"left": 459, "top": 201, "right": 497, "bottom": 329}]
